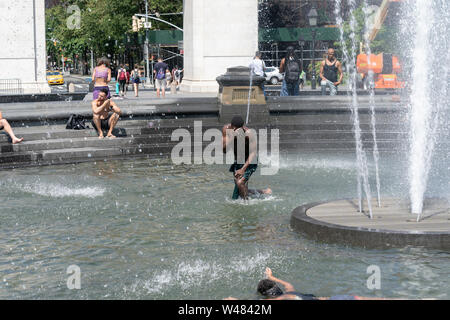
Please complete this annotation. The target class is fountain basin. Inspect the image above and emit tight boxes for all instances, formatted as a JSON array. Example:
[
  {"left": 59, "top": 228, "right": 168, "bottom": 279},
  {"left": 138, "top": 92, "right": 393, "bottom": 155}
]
[{"left": 291, "top": 198, "right": 450, "bottom": 249}]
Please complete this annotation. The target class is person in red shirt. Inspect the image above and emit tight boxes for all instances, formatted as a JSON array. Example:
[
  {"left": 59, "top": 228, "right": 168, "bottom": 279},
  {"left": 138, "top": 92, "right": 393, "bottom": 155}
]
[
  {"left": 117, "top": 64, "right": 128, "bottom": 97},
  {"left": 125, "top": 68, "right": 131, "bottom": 95}
]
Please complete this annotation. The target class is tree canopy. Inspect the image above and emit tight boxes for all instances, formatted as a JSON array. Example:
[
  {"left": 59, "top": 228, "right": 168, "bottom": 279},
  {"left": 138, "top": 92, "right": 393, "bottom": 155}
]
[
  {"left": 334, "top": 5, "right": 399, "bottom": 59},
  {"left": 46, "top": 0, "right": 183, "bottom": 61}
]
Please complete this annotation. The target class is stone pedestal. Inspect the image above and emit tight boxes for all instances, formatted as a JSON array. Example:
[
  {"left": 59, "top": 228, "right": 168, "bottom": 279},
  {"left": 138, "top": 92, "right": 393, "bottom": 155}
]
[
  {"left": 180, "top": 0, "right": 259, "bottom": 93},
  {"left": 216, "top": 66, "right": 268, "bottom": 124},
  {"left": 0, "top": 1, "right": 50, "bottom": 95}
]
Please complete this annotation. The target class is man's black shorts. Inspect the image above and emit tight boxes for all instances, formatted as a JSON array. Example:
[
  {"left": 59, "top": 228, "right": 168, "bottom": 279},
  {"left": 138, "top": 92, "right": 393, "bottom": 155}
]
[{"left": 92, "top": 114, "right": 111, "bottom": 131}]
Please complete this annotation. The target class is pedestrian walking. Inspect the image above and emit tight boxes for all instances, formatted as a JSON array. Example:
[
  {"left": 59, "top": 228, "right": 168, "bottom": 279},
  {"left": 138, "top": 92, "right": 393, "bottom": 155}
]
[
  {"left": 125, "top": 67, "right": 131, "bottom": 94},
  {"left": 130, "top": 65, "right": 141, "bottom": 97},
  {"left": 299, "top": 70, "right": 306, "bottom": 90},
  {"left": 172, "top": 66, "right": 182, "bottom": 88},
  {"left": 279, "top": 47, "right": 302, "bottom": 96},
  {"left": 153, "top": 57, "right": 169, "bottom": 98},
  {"left": 92, "top": 57, "right": 112, "bottom": 100},
  {"left": 117, "top": 64, "right": 128, "bottom": 97}
]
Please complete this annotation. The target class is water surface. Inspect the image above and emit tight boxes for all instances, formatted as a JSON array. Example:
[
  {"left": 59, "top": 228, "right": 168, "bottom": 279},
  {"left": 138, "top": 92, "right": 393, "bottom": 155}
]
[{"left": 0, "top": 152, "right": 448, "bottom": 299}]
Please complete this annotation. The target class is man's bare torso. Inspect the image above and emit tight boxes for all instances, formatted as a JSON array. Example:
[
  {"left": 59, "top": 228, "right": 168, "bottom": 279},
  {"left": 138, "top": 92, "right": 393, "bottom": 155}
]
[{"left": 94, "top": 99, "right": 112, "bottom": 119}]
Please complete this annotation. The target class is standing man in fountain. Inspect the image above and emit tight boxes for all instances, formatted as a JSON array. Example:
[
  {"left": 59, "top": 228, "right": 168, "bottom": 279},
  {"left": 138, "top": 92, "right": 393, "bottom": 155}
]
[
  {"left": 319, "top": 48, "right": 343, "bottom": 96},
  {"left": 222, "top": 116, "right": 271, "bottom": 200}
]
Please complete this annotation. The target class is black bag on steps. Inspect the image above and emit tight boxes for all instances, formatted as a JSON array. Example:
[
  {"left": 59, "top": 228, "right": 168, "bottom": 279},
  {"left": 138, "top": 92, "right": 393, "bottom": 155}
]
[{"left": 66, "top": 114, "right": 87, "bottom": 130}]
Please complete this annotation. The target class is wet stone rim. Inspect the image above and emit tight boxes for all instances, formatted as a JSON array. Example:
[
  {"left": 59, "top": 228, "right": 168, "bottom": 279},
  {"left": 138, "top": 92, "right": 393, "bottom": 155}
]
[{"left": 290, "top": 200, "right": 450, "bottom": 250}]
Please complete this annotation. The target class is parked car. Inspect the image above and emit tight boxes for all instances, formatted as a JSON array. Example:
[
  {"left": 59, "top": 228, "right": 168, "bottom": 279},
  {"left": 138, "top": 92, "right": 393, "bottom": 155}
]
[
  {"left": 264, "top": 67, "right": 283, "bottom": 85},
  {"left": 46, "top": 70, "right": 64, "bottom": 85}
]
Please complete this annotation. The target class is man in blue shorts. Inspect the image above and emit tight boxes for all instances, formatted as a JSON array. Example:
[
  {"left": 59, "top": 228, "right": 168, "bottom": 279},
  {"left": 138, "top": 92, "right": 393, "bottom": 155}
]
[{"left": 222, "top": 116, "right": 271, "bottom": 200}]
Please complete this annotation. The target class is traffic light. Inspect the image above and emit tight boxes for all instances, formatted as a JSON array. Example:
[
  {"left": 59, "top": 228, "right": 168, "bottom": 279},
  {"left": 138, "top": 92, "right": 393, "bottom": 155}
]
[
  {"left": 132, "top": 16, "right": 147, "bottom": 32},
  {"left": 138, "top": 18, "right": 145, "bottom": 30},
  {"left": 132, "top": 16, "right": 138, "bottom": 32}
]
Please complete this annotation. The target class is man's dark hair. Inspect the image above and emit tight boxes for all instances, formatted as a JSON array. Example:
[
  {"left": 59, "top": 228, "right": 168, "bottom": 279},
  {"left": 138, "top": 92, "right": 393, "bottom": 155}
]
[
  {"left": 99, "top": 88, "right": 109, "bottom": 96},
  {"left": 255, "top": 51, "right": 261, "bottom": 58},
  {"left": 285, "top": 46, "right": 297, "bottom": 59},
  {"left": 157, "top": 56, "right": 163, "bottom": 61},
  {"left": 257, "top": 279, "right": 283, "bottom": 297},
  {"left": 231, "top": 116, "right": 244, "bottom": 128}
]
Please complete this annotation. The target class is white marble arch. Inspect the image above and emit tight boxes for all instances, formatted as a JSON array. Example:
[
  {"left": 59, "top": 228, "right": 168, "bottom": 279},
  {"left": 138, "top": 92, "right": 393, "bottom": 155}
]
[
  {"left": 180, "top": 0, "right": 259, "bottom": 93},
  {"left": 0, "top": 0, "right": 50, "bottom": 94}
]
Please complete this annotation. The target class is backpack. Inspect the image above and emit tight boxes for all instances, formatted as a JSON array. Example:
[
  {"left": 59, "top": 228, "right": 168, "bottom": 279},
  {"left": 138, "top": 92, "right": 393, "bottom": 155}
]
[
  {"left": 285, "top": 58, "right": 301, "bottom": 83},
  {"left": 118, "top": 69, "right": 126, "bottom": 80},
  {"left": 66, "top": 114, "right": 87, "bottom": 130}
]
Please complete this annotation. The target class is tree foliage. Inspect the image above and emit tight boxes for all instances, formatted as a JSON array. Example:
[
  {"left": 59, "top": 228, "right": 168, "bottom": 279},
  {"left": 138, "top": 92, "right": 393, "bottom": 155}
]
[
  {"left": 46, "top": 0, "right": 182, "bottom": 61},
  {"left": 333, "top": 4, "right": 399, "bottom": 59}
]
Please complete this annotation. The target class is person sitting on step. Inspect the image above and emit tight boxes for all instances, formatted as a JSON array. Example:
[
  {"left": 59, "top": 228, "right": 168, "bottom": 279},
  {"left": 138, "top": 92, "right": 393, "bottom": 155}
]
[
  {"left": 91, "top": 88, "right": 122, "bottom": 139},
  {"left": 0, "top": 110, "right": 24, "bottom": 144}
]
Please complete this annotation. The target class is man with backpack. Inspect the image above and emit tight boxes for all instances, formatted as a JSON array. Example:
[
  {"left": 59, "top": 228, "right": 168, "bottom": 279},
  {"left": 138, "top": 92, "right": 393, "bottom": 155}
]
[
  {"left": 153, "top": 57, "right": 169, "bottom": 98},
  {"left": 279, "top": 47, "right": 302, "bottom": 96},
  {"left": 116, "top": 64, "right": 128, "bottom": 97}
]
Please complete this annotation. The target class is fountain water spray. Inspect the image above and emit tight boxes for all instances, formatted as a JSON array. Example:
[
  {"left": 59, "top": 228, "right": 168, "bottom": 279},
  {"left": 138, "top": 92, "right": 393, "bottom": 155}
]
[
  {"left": 407, "top": 0, "right": 450, "bottom": 221},
  {"left": 246, "top": 65, "right": 254, "bottom": 124},
  {"left": 362, "top": 0, "right": 381, "bottom": 207},
  {"left": 335, "top": 0, "right": 373, "bottom": 218},
  {"left": 408, "top": 0, "right": 434, "bottom": 217}
]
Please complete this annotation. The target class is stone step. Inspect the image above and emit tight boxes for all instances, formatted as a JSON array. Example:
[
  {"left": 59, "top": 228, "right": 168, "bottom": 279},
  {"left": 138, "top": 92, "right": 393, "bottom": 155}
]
[
  {"left": 8, "top": 136, "right": 138, "bottom": 153},
  {"left": 0, "top": 140, "right": 415, "bottom": 168},
  {"left": 40, "top": 147, "right": 122, "bottom": 162},
  {"left": 0, "top": 151, "right": 36, "bottom": 164},
  {"left": 134, "top": 130, "right": 410, "bottom": 144},
  {"left": 2, "top": 122, "right": 417, "bottom": 146},
  {"left": 0, "top": 129, "right": 414, "bottom": 154},
  {"left": 0, "top": 127, "right": 144, "bottom": 144},
  {"left": 4, "top": 116, "right": 415, "bottom": 134}
]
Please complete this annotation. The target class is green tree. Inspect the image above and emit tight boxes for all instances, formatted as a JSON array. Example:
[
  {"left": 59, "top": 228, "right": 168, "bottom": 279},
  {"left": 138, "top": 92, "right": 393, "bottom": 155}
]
[
  {"left": 333, "top": 4, "right": 400, "bottom": 57},
  {"left": 333, "top": 6, "right": 365, "bottom": 58},
  {"left": 46, "top": 0, "right": 182, "bottom": 70}
]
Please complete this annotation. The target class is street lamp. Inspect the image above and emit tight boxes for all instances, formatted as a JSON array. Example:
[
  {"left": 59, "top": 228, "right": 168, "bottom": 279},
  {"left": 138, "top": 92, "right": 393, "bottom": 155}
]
[{"left": 308, "top": 7, "right": 318, "bottom": 90}]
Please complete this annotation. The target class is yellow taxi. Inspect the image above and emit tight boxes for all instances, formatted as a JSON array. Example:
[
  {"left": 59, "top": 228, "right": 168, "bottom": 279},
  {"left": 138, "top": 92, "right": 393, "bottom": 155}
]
[{"left": 46, "top": 70, "right": 65, "bottom": 85}]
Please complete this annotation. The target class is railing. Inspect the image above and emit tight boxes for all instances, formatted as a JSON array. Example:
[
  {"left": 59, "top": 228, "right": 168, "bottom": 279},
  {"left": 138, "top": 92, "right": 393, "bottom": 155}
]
[
  {"left": 0, "top": 79, "right": 23, "bottom": 95},
  {"left": 260, "top": 49, "right": 342, "bottom": 68}
]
